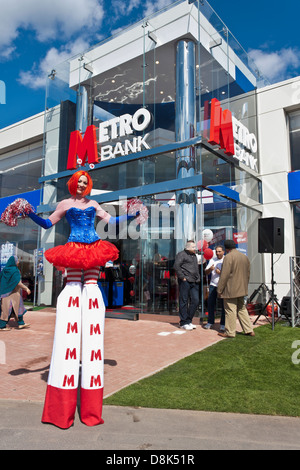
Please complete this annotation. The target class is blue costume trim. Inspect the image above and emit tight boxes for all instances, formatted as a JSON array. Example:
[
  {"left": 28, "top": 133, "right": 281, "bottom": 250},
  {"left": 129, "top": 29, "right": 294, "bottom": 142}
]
[
  {"left": 29, "top": 212, "right": 53, "bottom": 230},
  {"left": 109, "top": 214, "right": 135, "bottom": 224}
]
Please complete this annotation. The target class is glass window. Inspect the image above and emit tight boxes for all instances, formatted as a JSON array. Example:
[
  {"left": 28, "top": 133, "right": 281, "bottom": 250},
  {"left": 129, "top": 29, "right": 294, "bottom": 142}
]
[
  {"left": 199, "top": 147, "right": 261, "bottom": 203},
  {"left": 293, "top": 202, "right": 300, "bottom": 257},
  {"left": 0, "top": 145, "right": 43, "bottom": 198},
  {"left": 91, "top": 41, "right": 176, "bottom": 153},
  {"left": 289, "top": 110, "right": 300, "bottom": 171},
  {"left": 0, "top": 218, "right": 38, "bottom": 303}
]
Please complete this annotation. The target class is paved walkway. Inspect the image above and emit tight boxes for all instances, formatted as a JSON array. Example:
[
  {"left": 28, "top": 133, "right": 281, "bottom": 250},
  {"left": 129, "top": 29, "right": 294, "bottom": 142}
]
[
  {"left": 1, "top": 309, "right": 300, "bottom": 450},
  {"left": 0, "top": 308, "right": 225, "bottom": 402},
  {"left": 2, "top": 400, "right": 300, "bottom": 450}
]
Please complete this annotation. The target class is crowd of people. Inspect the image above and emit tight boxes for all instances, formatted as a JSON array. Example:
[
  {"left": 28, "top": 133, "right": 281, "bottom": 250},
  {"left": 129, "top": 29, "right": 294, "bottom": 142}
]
[{"left": 174, "top": 239, "right": 255, "bottom": 338}]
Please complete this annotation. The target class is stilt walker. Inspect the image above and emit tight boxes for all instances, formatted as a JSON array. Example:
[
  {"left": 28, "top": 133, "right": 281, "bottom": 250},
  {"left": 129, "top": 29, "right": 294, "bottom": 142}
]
[{"left": 1, "top": 170, "right": 141, "bottom": 429}]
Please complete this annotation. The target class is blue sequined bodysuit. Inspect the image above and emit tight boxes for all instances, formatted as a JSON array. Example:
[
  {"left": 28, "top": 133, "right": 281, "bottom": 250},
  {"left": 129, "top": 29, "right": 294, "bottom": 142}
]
[{"left": 65, "top": 206, "right": 100, "bottom": 244}]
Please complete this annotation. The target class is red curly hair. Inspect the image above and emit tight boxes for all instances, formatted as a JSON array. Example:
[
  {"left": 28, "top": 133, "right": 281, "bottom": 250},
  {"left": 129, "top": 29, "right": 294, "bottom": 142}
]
[{"left": 67, "top": 171, "right": 93, "bottom": 197}]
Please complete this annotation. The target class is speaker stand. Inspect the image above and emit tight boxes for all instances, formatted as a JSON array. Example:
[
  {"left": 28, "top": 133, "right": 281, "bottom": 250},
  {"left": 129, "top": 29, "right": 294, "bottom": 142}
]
[{"left": 254, "top": 253, "right": 281, "bottom": 330}]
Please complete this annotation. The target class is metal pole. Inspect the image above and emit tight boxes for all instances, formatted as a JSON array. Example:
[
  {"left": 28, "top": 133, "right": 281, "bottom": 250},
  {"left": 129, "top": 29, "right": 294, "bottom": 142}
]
[
  {"left": 175, "top": 39, "right": 197, "bottom": 252},
  {"left": 290, "top": 256, "right": 295, "bottom": 327},
  {"left": 76, "top": 84, "right": 88, "bottom": 133},
  {"left": 271, "top": 252, "right": 275, "bottom": 330}
]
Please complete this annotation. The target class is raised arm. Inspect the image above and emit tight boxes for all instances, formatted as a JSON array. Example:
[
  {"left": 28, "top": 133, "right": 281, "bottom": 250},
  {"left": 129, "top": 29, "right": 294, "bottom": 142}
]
[
  {"left": 29, "top": 200, "right": 67, "bottom": 229},
  {"left": 94, "top": 201, "right": 136, "bottom": 225}
]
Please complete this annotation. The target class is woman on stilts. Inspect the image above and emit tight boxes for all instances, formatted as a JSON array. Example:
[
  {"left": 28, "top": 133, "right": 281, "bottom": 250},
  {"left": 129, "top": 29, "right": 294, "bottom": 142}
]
[{"left": 2, "top": 170, "right": 139, "bottom": 428}]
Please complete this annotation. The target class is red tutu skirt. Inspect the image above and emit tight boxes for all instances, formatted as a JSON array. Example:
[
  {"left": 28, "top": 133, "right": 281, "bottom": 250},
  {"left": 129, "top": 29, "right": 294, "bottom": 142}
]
[{"left": 45, "top": 240, "right": 119, "bottom": 271}]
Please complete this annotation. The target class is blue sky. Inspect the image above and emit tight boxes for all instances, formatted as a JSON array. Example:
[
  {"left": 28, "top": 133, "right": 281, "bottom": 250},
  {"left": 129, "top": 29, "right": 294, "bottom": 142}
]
[{"left": 0, "top": 0, "right": 300, "bottom": 130}]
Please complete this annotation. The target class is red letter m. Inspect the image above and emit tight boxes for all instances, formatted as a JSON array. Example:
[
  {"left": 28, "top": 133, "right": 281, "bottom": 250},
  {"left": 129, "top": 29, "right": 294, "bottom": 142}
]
[
  {"left": 67, "top": 322, "right": 78, "bottom": 334},
  {"left": 90, "top": 375, "right": 102, "bottom": 388},
  {"left": 65, "top": 348, "right": 77, "bottom": 360},
  {"left": 208, "top": 98, "right": 235, "bottom": 156},
  {"left": 90, "top": 324, "right": 101, "bottom": 335},
  {"left": 90, "top": 349, "right": 102, "bottom": 361},
  {"left": 89, "top": 298, "right": 99, "bottom": 310},
  {"left": 67, "top": 125, "right": 99, "bottom": 170},
  {"left": 68, "top": 296, "right": 79, "bottom": 308},
  {"left": 63, "top": 375, "right": 75, "bottom": 387}
]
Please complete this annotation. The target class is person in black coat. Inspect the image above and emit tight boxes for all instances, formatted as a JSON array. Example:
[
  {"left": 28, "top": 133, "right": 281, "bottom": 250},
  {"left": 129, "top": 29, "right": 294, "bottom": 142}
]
[{"left": 174, "top": 241, "right": 199, "bottom": 330}]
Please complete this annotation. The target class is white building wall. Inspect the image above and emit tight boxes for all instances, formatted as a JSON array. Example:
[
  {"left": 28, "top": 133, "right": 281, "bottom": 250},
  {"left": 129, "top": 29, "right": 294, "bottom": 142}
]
[
  {"left": 257, "top": 76, "right": 300, "bottom": 299},
  {"left": 0, "top": 112, "right": 44, "bottom": 154}
]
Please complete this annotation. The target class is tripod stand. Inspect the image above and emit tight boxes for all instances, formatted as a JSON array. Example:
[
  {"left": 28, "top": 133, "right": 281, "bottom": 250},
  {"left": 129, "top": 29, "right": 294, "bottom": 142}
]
[{"left": 253, "top": 253, "right": 280, "bottom": 330}]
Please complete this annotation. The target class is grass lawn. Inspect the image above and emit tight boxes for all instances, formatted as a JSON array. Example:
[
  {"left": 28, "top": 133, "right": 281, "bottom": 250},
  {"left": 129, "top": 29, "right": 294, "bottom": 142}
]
[{"left": 104, "top": 322, "right": 300, "bottom": 417}]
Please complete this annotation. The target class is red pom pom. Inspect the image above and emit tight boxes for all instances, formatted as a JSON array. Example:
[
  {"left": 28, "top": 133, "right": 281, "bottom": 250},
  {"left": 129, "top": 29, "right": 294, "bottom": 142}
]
[
  {"left": 121, "top": 198, "right": 148, "bottom": 225},
  {"left": 197, "top": 240, "right": 208, "bottom": 252},
  {"left": 203, "top": 248, "right": 213, "bottom": 260},
  {"left": 0, "top": 198, "right": 34, "bottom": 227}
]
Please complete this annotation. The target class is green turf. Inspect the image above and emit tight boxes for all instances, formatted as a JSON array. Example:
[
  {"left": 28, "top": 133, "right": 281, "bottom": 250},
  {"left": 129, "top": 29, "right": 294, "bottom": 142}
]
[{"left": 104, "top": 322, "right": 300, "bottom": 417}]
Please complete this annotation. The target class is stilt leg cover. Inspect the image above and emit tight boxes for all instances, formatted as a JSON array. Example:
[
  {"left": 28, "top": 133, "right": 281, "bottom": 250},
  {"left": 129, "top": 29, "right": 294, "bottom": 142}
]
[
  {"left": 80, "top": 284, "right": 105, "bottom": 426},
  {"left": 42, "top": 385, "right": 78, "bottom": 429},
  {"left": 41, "top": 282, "right": 82, "bottom": 429},
  {"left": 80, "top": 388, "right": 104, "bottom": 426}
]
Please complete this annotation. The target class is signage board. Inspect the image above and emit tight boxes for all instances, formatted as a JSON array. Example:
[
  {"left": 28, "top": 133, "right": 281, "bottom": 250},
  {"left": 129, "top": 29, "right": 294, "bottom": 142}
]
[
  {"left": 67, "top": 108, "right": 152, "bottom": 170},
  {"left": 204, "top": 98, "right": 258, "bottom": 173}
]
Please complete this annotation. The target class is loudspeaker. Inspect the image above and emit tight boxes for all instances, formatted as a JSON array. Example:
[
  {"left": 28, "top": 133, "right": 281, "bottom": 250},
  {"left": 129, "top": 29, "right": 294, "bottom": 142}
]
[{"left": 258, "top": 217, "right": 284, "bottom": 253}]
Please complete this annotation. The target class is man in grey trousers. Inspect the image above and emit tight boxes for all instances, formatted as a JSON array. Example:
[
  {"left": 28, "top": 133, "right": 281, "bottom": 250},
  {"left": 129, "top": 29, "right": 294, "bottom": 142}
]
[
  {"left": 217, "top": 239, "right": 254, "bottom": 338},
  {"left": 174, "top": 240, "right": 199, "bottom": 330}
]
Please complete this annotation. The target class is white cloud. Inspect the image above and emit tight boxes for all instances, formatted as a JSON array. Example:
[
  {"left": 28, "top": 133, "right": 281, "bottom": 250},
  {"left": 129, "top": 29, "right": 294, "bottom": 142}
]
[
  {"left": 143, "top": 0, "right": 173, "bottom": 17},
  {"left": 18, "top": 38, "right": 90, "bottom": 89},
  {"left": 111, "top": 0, "right": 141, "bottom": 18},
  {"left": 249, "top": 47, "right": 300, "bottom": 83},
  {"left": 0, "top": 0, "right": 104, "bottom": 57}
]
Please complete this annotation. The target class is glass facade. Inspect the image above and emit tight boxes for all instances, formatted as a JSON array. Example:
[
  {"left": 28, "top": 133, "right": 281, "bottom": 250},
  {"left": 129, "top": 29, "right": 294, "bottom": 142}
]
[
  {"left": 289, "top": 110, "right": 300, "bottom": 172},
  {"left": 0, "top": 143, "right": 43, "bottom": 301},
  {"left": 37, "top": 0, "right": 265, "bottom": 316},
  {"left": 289, "top": 111, "right": 300, "bottom": 257}
]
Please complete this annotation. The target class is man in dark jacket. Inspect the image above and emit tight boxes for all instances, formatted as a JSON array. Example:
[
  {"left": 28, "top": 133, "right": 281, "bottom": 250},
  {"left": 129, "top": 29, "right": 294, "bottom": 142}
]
[{"left": 174, "top": 240, "right": 199, "bottom": 330}]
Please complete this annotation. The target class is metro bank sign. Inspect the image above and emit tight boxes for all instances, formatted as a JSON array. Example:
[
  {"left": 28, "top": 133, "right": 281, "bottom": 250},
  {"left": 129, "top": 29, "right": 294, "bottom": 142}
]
[
  {"left": 204, "top": 98, "right": 258, "bottom": 172},
  {"left": 66, "top": 100, "right": 258, "bottom": 172},
  {"left": 67, "top": 108, "right": 152, "bottom": 170}
]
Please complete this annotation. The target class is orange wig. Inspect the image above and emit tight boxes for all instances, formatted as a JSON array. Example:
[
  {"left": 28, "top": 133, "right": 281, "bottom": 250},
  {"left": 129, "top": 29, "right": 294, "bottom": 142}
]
[{"left": 67, "top": 171, "right": 93, "bottom": 197}]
